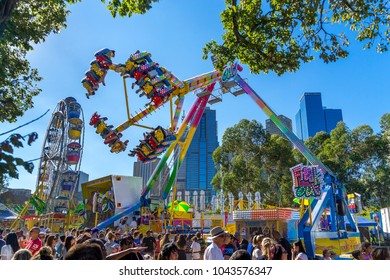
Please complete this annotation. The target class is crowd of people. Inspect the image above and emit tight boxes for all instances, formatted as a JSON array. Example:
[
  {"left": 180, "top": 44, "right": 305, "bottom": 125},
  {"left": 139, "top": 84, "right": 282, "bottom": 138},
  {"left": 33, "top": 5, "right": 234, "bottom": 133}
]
[{"left": 0, "top": 223, "right": 389, "bottom": 260}]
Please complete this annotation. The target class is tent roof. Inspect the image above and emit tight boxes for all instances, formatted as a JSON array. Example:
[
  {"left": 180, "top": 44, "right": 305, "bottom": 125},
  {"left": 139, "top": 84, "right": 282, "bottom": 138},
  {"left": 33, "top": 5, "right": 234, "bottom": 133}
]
[
  {"left": 345, "top": 215, "right": 377, "bottom": 227},
  {"left": 0, "top": 203, "right": 18, "bottom": 220}
]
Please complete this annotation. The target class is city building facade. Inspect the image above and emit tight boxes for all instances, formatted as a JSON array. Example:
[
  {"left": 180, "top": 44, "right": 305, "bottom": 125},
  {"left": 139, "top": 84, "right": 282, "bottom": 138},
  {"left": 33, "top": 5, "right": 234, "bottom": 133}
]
[
  {"left": 133, "top": 158, "right": 169, "bottom": 200},
  {"left": 75, "top": 171, "right": 89, "bottom": 205},
  {"left": 177, "top": 107, "right": 219, "bottom": 208},
  {"left": 265, "top": 114, "right": 293, "bottom": 142},
  {"left": 295, "top": 92, "right": 343, "bottom": 141}
]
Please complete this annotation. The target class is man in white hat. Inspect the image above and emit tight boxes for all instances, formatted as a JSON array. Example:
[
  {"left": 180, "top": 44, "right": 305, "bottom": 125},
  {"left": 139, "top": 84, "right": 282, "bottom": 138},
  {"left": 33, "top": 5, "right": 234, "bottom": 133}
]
[{"left": 204, "top": 226, "right": 228, "bottom": 260}]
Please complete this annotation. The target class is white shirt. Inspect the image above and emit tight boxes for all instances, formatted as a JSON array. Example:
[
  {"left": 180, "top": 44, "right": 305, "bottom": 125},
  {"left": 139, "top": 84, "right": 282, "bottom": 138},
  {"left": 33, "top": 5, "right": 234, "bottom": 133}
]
[
  {"left": 1, "top": 244, "right": 14, "bottom": 260},
  {"left": 119, "top": 222, "right": 127, "bottom": 233},
  {"left": 191, "top": 241, "right": 201, "bottom": 260},
  {"left": 252, "top": 247, "right": 262, "bottom": 260},
  {"left": 204, "top": 241, "right": 224, "bottom": 260},
  {"left": 129, "top": 221, "right": 138, "bottom": 228},
  {"left": 295, "top": 252, "right": 308, "bottom": 260}
]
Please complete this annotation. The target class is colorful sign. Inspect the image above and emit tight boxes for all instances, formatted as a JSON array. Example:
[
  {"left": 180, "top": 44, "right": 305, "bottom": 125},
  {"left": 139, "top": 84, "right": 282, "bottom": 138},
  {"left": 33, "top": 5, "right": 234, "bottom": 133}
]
[
  {"left": 290, "top": 164, "right": 324, "bottom": 199},
  {"left": 221, "top": 63, "right": 242, "bottom": 82}
]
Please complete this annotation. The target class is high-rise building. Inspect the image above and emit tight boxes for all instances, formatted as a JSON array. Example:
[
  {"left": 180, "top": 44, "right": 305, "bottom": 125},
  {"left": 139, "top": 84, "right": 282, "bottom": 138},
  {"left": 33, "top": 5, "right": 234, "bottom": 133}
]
[
  {"left": 133, "top": 158, "right": 169, "bottom": 200},
  {"left": 177, "top": 107, "right": 219, "bottom": 207},
  {"left": 295, "top": 92, "right": 343, "bottom": 141},
  {"left": 324, "top": 108, "right": 343, "bottom": 133},
  {"left": 75, "top": 171, "right": 89, "bottom": 204},
  {"left": 265, "top": 115, "right": 293, "bottom": 141}
]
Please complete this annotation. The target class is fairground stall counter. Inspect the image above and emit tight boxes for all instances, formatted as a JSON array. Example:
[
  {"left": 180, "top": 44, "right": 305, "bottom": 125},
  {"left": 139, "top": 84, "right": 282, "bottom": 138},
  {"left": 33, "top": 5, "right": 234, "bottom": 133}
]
[{"left": 233, "top": 208, "right": 300, "bottom": 241}]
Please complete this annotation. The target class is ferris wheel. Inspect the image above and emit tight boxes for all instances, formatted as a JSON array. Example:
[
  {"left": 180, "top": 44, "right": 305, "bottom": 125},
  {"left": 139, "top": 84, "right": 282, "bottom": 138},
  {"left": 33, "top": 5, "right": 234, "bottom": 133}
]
[{"left": 33, "top": 97, "right": 85, "bottom": 215}]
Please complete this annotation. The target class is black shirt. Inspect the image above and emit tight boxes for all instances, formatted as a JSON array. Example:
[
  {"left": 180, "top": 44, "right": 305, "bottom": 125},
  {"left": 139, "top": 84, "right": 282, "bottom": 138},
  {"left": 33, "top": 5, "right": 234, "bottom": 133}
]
[{"left": 141, "top": 236, "right": 156, "bottom": 252}]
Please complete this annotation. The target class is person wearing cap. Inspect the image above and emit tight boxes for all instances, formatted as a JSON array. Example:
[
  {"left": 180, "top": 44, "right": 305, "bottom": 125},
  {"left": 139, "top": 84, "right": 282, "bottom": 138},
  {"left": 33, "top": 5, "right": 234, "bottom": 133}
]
[
  {"left": 38, "top": 229, "right": 46, "bottom": 245},
  {"left": 204, "top": 226, "right": 228, "bottom": 260},
  {"left": 25, "top": 227, "right": 42, "bottom": 256}
]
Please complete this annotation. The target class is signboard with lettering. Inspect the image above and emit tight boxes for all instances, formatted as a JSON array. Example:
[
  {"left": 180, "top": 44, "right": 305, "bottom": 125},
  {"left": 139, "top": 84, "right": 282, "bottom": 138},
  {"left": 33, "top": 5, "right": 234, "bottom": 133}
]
[
  {"left": 221, "top": 63, "right": 242, "bottom": 82},
  {"left": 290, "top": 164, "right": 324, "bottom": 199}
]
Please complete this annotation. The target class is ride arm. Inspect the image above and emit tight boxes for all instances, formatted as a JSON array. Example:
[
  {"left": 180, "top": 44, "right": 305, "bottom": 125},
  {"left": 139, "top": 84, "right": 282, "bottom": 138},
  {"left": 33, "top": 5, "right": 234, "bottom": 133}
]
[{"left": 233, "top": 74, "right": 333, "bottom": 176}]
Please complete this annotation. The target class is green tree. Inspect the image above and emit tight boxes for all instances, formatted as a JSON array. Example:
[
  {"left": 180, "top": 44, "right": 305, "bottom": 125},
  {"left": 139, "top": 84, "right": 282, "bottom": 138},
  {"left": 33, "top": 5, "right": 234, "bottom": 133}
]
[
  {"left": 3, "top": 0, "right": 390, "bottom": 121},
  {"left": 212, "top": 119, "right": 267, "bottom": 196},
  {"left": 0, "top": 0, "right": 79, "bottom": 186},
  {"left": 4, "top": 0, "right": 390, "bottom": 121},
  {"left": 298, "top": 119, "right": 390, "bottom": 208},
  {"left": 0, "top": 0, "right": 80, "bottom": 122},
  {"left": 261, "top": 134, "right": 297, "bottom": 206},
  {"left": 102, "top": 0, "right": 159, "bottom": 17},
  {"left": 94, "top": 1, "right": 390, "bottom": 75},
  {"left": 212, "top": 119, "right": 297, "bottom": 207},
  {"left": 380, "top": 113, "right": 390, "bottom": 138},
  {"left": 0, "top": 132, "right": 38, "bottom": 192},
  {"left": 203, "top": 0, "right": 390, "bottom": 74}
]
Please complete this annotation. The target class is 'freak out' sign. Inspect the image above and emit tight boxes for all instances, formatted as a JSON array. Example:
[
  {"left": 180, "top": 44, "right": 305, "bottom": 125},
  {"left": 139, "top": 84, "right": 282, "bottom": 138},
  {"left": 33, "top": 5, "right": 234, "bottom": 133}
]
[{"left": 290, "top": 164, "right": 324, "bottom": 199}]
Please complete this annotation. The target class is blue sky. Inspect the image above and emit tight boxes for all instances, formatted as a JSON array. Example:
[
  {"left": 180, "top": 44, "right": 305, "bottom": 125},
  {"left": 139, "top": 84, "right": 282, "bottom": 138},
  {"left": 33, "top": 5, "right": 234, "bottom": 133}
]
[{"left": 3, "top": 0, "right": 390, "bottom": 192}]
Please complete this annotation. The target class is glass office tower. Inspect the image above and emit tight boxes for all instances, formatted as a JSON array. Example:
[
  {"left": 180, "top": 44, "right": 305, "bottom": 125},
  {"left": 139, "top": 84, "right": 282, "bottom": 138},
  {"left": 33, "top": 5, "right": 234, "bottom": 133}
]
[
  {"left": 178, "top": 107, "right": 219, "bottom": 205},
  {"left": 295, "top": 92, "right": 343, "bottom": 141}
]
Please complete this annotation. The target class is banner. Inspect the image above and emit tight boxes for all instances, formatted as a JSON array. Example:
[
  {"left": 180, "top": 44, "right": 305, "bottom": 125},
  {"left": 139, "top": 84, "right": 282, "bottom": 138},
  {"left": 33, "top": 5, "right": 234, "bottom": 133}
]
[{"left": 290, "top": 164, "right": 324, "bottom": 199}]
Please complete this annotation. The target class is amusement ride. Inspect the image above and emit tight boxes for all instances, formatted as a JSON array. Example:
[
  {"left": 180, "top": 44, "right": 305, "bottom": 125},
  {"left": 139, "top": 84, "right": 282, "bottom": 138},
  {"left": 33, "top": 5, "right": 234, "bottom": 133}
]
[
  {"left": 80, "top": 48, "right": 360, "bottom": 258},
  {"left": 11, "top": 97, "right": 85, "bottom": 231}
]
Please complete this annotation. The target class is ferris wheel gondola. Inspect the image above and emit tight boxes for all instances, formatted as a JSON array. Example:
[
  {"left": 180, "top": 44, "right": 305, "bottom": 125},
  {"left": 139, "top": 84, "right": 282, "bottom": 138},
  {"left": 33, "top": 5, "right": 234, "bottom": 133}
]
[{"left": 34, "top": 97, "right": 85, "bottom": 215}]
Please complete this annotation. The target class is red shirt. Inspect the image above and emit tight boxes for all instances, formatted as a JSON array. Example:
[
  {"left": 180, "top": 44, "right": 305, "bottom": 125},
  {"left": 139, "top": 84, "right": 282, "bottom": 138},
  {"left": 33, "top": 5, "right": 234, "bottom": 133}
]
[{"left": 26, "top": 238, "right": 42, "bottom": 255}]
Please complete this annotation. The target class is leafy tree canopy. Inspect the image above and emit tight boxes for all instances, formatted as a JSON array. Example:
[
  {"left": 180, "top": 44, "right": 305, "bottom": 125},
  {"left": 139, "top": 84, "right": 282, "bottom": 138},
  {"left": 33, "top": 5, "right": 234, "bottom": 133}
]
[
  {"left": 102, "top": 0, "right": 160, "bottom": 17},
  {"left": 0, "top": 132, "right": 38, "bottom": 192},
  {"left": 3, "top": 0, "right": 390, "bottom": 122},
  {"left": 96, "top": 1, "right": 390, "bottom": 74},
  {"left": 212, "top": 119, "right": 297, "bottom": 207},
  {"left": 203, "top": 0, "right": 390, "bottom": 75},
  {"left": 298, "top": 120, "right": 390, "bottom": 207},
  {"left": 217, "top": 116, "right": 390, "bottom": 208},
  {"left": 0, "top": 0, "right": 80, "bottom": 122}
]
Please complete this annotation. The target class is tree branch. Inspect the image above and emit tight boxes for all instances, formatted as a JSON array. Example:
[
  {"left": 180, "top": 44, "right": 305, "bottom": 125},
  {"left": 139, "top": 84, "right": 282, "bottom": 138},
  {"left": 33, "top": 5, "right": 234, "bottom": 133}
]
[
  {"left": 0, "top": 0, "right": 19, "bottom": 37},
  {"left": 342, "top": 0, "right": 357, "bottom": 13},
  {"left": 230, "top": 0, "right": 269, "bottom": 59}
]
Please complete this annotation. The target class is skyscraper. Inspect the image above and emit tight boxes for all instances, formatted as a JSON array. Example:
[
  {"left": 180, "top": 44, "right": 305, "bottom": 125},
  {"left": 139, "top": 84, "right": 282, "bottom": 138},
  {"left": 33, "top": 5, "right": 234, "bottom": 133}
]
[
  {"left": 295, "top": 92, "right": 343, "bottom": 141},
  {"left": 75, "top": 171, "right": 89, "bottom": 205},
  {"left": 265, "top": 115, "right": 293, "bottom": 141},
  {"left": 177, "top": 107, "right": 219, "bottom": 207},
  {"left": 133, "top": 158, "right": 169, "bottom": 200}
]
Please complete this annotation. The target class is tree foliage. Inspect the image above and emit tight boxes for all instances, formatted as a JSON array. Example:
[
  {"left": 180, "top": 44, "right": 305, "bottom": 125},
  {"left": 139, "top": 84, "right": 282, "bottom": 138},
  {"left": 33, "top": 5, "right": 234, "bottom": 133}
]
[
  {"left": 0, "top": 0, "right": 78, "bottom": 186},
  {"left": 94, "top": 1, "right": 390, "bottom": 75},
  {"left": 101, "top": 0, "right": 159, "bottom": 17},
  {"left": 212, "top": 119, "right": 298, "bottom": 207},
  {"left": 217, "top": 117, "right": 390, "bottom": 209},
  {"left": 3, "top": 0, "right": 390, "bottom": 120},
  {"left": 0, "top": 132, "right": 38, "bottom": 192},
  {"left": 203, "top": 0, "right": 390, "bottom": 75},
  {"left": 296, "top": 120, "right": 390, "bottom": 208},
  {"left": 0, "top": 0, "right": 80, "bottom": 122}
]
